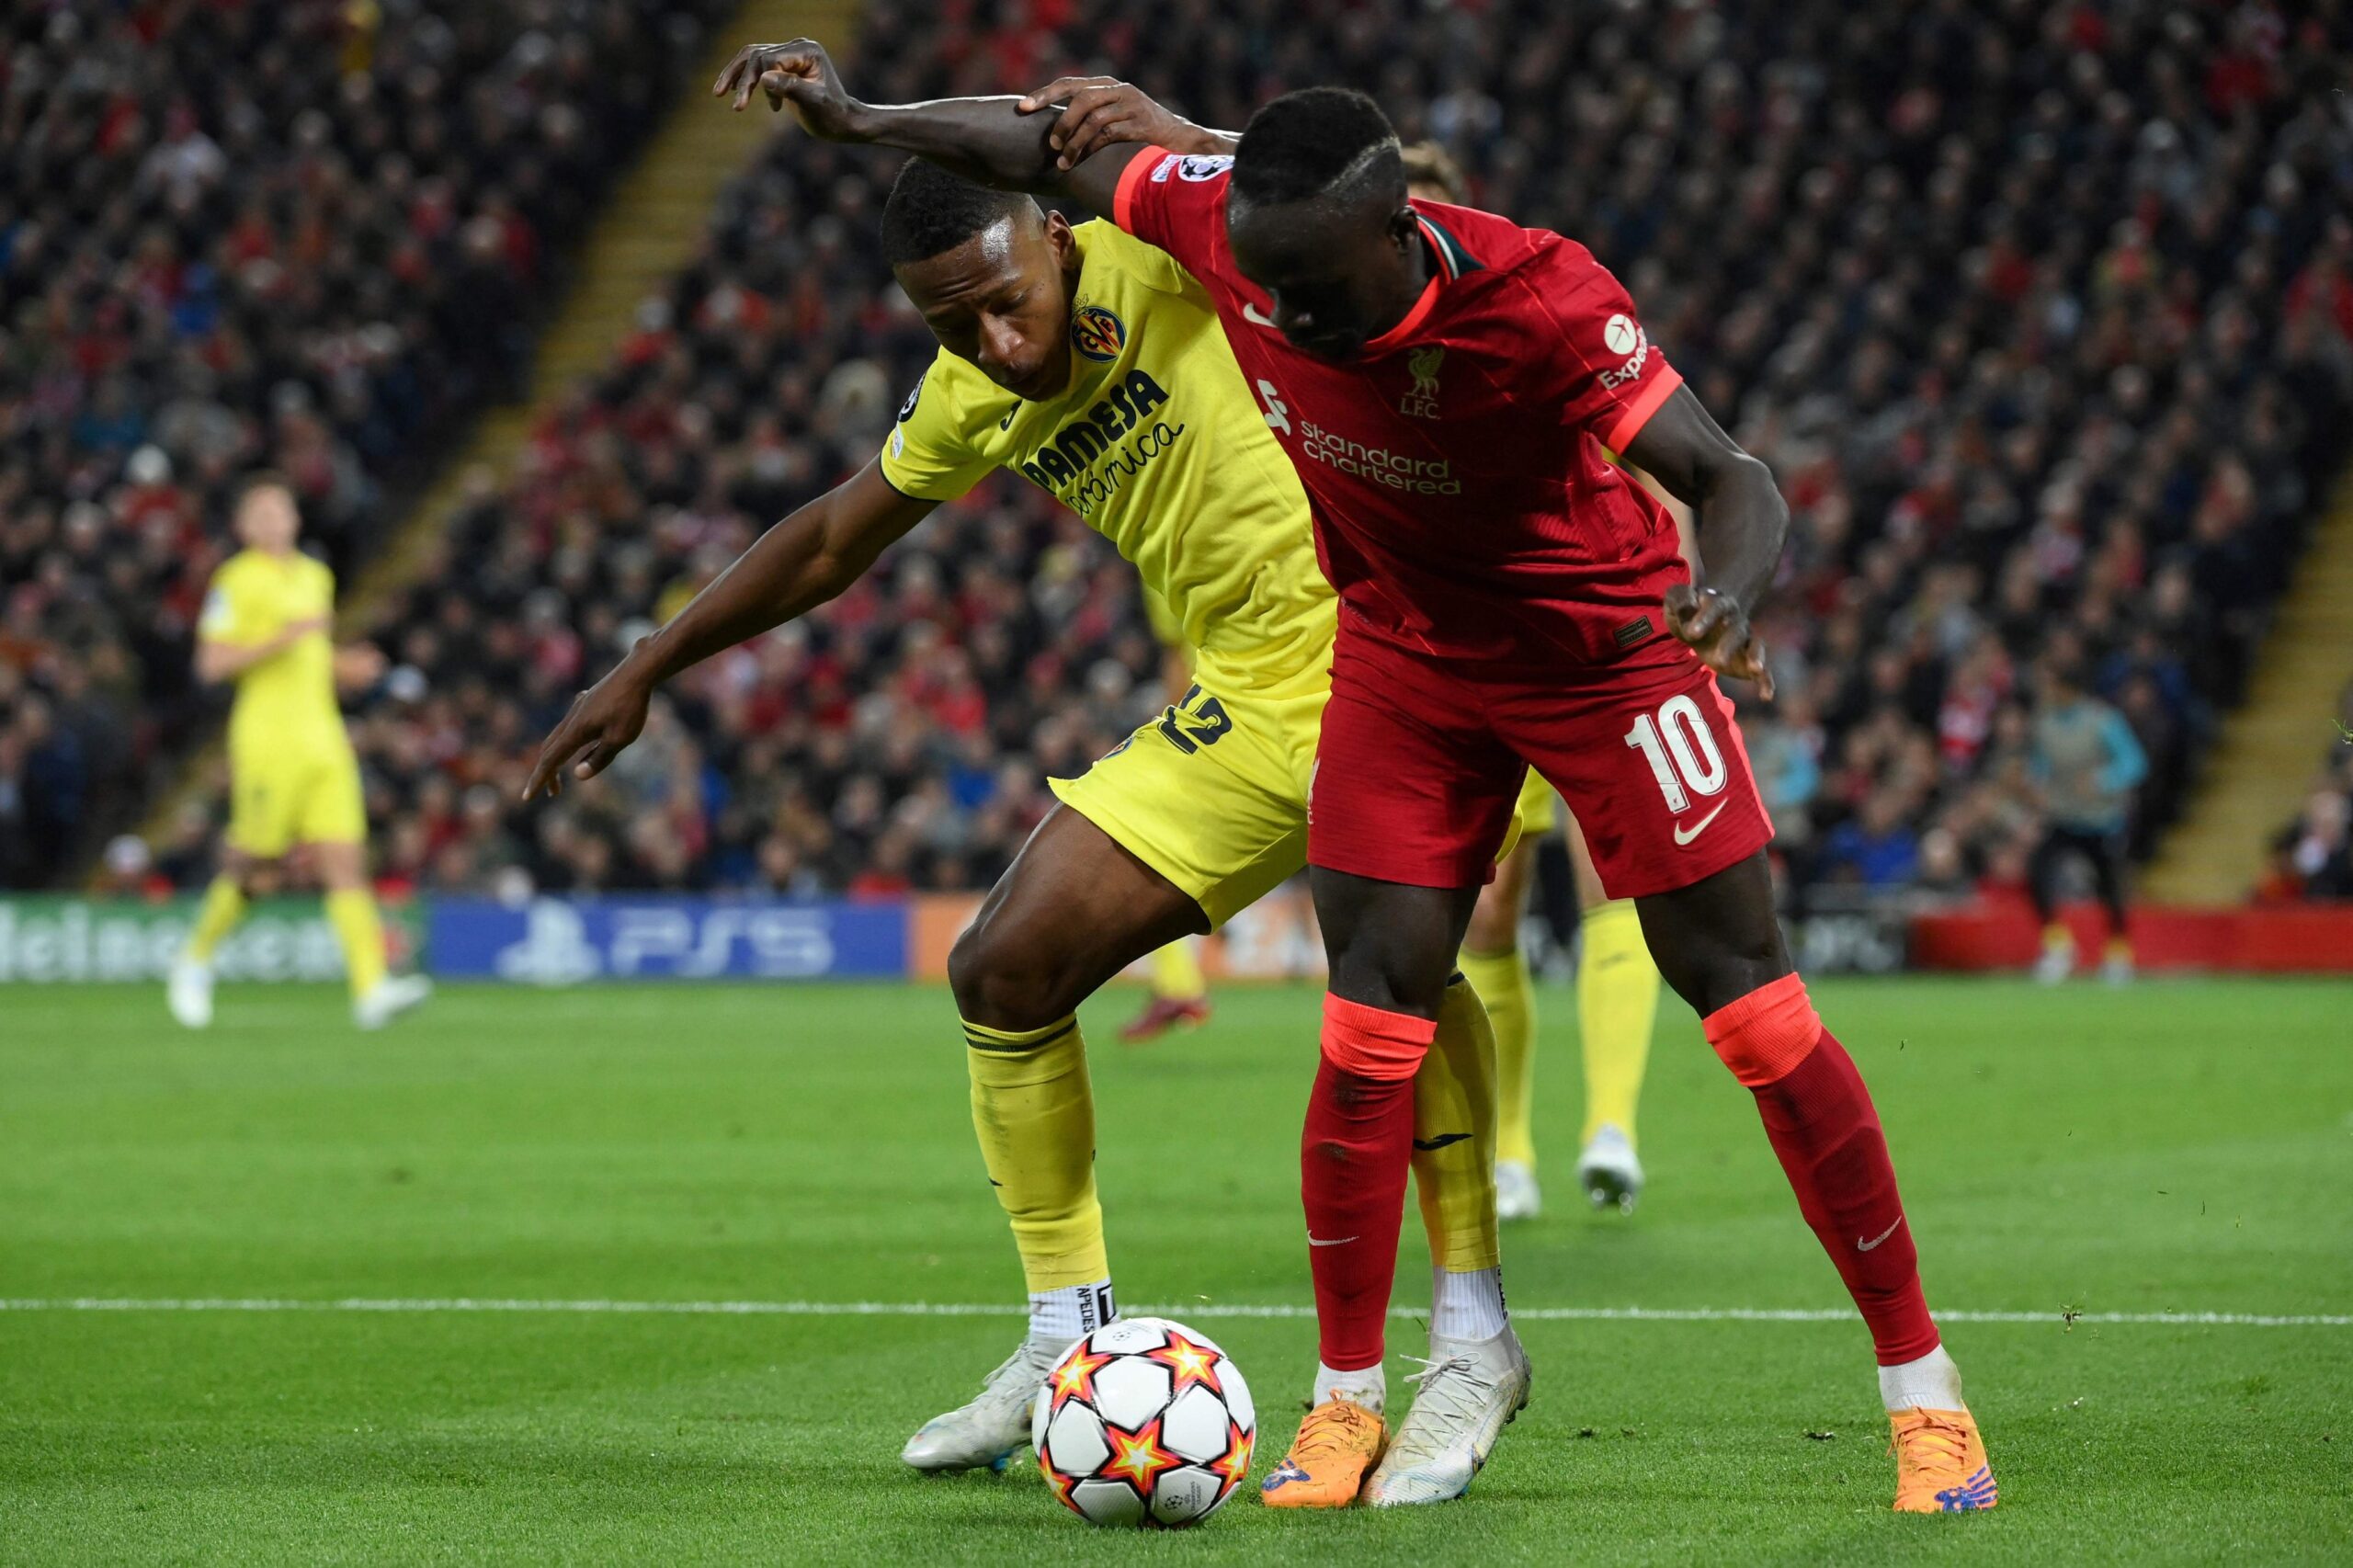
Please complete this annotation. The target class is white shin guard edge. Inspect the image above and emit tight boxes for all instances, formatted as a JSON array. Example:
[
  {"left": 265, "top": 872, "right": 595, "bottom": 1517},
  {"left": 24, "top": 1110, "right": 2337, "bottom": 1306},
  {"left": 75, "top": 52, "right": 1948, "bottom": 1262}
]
[
  {"left": 1879, "top": 1344, "right": 1964, "bottom": 1412},
  {"left": 1314, "top": 1359, "right": 1389, "bottom": 1415},
  {"left": 1431, "top": 1265, "right": 1508, "bottom": 1343}
]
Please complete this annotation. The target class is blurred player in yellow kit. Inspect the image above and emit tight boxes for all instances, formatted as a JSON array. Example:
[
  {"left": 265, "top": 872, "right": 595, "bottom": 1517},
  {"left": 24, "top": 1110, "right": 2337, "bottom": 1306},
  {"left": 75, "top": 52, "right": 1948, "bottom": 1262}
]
[
  {"left": 167, "top": 474, "right": 431, "bottom": 1031},
  {"left": 1461, "top": 769, "right": 1662, "bottom": 1218},
  {"left": 1382, "top": 142, "right": 1669, "bottom": 1221}
]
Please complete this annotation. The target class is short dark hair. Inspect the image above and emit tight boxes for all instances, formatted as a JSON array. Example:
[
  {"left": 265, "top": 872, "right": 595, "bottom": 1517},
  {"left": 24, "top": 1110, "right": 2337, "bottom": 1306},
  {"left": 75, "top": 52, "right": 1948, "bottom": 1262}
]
[
  {"left": 881, "top": 158, "right": 1039, "bottom": 266},
  {"left": 2041, "top": 655, "right": 2088, "bottom": 694},
  {"left": 1232, "top": 87, "right": 1404, "bottom": 210},
  {"left": 233, "top": 469, "right": 293, "bottom": 508}
]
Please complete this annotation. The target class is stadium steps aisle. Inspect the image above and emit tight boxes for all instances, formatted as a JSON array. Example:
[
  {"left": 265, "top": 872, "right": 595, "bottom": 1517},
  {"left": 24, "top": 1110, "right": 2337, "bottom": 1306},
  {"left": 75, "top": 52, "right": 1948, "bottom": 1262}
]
[
  {"left": 339, "top": 0, "right": 862, "bottom": 628},
  {"left": 2148, "top": 469, "right": 2353, "bottom": 901},
  {"left": 127, "top": 0, "right": 860, "bottom": 863}
]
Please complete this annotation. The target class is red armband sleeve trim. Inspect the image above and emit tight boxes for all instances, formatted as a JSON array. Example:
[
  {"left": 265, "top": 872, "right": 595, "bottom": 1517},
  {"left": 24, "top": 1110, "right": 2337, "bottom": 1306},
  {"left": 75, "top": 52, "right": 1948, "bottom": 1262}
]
[
  {"left": 1111, "top": 145, "right": 1171, "bottom": 233},
  {"left": 1599, "top": 364, "right": 1683, "bottom": 456}
]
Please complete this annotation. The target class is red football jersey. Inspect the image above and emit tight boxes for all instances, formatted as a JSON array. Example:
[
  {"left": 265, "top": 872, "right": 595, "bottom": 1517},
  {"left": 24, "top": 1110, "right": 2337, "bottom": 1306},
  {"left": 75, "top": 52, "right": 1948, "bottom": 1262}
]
[{"left": 1113, "top": 147, "right": 1690, "bottom": 668}]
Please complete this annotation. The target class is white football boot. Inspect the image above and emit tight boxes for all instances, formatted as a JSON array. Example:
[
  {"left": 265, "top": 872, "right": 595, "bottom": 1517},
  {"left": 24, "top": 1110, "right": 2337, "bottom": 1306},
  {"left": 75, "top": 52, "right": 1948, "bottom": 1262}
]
[
  {"left": 1495, "top": 1158, "right": 1541, "bottom": 1221},
  {"left": 354, "top": 974, "right": 433, "bottom": 1030},
  {"left": 901, "top": 1335, "right": 1063, "bottom": 1472},
  {"left": 1576, "top": 1123, "right": 1643, "bottom": 1214},
  {"left": 2034, "top": 934, "right": 2075, "bottom": 984},
  {"left": 166, "top": 956, "right": 214, "bottom": 1029},
  {"left": 1362, "top": 1324, "right": 1532, "bottom": 1506}
]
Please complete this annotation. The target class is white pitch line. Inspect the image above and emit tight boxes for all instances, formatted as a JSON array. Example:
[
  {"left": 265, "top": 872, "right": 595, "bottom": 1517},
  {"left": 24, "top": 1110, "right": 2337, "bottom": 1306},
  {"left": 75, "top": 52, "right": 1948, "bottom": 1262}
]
[{"left": 0, "top": 1298, "right": 2343, "bottom": 1327}]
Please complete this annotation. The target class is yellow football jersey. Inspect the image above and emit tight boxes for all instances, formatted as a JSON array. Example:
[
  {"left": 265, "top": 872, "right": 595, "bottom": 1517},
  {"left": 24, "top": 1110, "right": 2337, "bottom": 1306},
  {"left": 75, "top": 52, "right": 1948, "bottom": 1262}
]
[
  {"left": 199, "top": 549, "right": 346, "bottom": 761},
  {"left": 879, "top": 221, "right": 1334, "bottom": 681}
]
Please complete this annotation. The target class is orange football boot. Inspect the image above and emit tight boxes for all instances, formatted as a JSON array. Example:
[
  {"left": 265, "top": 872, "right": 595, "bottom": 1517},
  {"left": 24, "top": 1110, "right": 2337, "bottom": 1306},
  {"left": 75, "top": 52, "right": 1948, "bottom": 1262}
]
[
  {"left": 1890, "top": 1405, "right": 1998, "bottom": 1512},
  {"left": 1259, "top": 1395, "right": 1386, "bottom": 1508}
]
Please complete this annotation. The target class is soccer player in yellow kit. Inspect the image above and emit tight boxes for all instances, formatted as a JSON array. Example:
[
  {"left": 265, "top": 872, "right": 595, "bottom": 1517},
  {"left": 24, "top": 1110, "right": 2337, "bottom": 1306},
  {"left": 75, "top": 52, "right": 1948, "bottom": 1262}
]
[
  {"left": 168, "top": 473, "right": 431, "bottom": 1030},
  {"left": 527, "top": 157, "right": 1520, "bottom": 1490}
]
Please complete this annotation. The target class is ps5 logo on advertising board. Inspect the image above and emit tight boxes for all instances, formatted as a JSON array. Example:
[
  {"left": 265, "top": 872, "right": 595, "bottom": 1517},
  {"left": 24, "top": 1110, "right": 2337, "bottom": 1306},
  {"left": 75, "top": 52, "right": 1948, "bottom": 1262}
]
[{"left": 447, "top": 896, "right": 900, "bottom": 983}]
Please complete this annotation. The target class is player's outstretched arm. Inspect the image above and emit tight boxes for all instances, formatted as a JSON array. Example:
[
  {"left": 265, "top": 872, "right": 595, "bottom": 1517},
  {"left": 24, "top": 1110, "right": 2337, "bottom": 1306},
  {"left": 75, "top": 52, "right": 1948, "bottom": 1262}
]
[
  {"left": 194, "top": 616, "right": 325, "bottom": 685},
  {"left": 710, "top": 39, "right": 1149, "bottom": 214},
  {"left": 1014, "top": 76, "right": 1236, "bottom": 170},
  {"left": 1621, "top": 384, "right": 1789, "bottom": 698},
  {"left": 521, "top": 461, "right": 933, "bottom": 800}
]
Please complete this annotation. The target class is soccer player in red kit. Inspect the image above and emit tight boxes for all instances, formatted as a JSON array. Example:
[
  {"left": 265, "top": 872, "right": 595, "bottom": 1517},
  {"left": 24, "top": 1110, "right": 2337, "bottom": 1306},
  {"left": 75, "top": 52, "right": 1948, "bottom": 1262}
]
[{"left": 720, "top": 43, "right": 1999, "bottom": 1517}]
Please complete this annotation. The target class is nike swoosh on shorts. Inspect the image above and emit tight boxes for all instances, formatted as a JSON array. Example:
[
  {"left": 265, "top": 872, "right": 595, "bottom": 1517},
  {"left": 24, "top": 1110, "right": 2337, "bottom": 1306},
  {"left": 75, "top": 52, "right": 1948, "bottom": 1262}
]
[{"left": 1673, "top": 801, "right": 1730, "bottom": 846}]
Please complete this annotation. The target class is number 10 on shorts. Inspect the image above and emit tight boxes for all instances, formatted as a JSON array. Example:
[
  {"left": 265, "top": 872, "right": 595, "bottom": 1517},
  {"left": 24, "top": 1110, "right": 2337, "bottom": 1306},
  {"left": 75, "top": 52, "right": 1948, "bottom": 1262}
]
[{"left": 1624, "top": 694, "right": 1728, "bottom": 812}]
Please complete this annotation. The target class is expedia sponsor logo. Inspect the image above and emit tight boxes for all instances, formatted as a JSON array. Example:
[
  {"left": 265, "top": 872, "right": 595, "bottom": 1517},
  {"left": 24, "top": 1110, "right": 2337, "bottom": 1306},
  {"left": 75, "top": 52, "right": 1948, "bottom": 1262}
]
[
  {"left": 1071, "top": 304, "right": 1126, "bottom": 362},
  {"left": 1017, "top": 369, "right": 1185, "bottom": 517},
  {"left": 1295, "top": 420, "right": 1462, "bottom": 494},
  {"left": 1597, "top": 315, "right": 1652, "bottom": 390}
]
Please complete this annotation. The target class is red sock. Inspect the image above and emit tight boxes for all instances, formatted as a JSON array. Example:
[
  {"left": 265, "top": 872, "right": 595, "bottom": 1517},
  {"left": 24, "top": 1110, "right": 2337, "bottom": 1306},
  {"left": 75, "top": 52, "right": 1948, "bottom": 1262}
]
[
  {"left": 1704, "top": 975, "right": 1939, "bottom": 1366},
  {"left": 1301, "top": 994, "right": 1434, "bottom": 1373}
]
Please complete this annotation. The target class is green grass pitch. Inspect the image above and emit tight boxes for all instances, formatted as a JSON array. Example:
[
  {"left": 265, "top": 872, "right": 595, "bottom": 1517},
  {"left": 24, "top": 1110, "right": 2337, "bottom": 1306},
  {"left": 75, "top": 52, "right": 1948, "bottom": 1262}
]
[{"left": 3, "top": 977, "right": 2348, "bottom": 1563}]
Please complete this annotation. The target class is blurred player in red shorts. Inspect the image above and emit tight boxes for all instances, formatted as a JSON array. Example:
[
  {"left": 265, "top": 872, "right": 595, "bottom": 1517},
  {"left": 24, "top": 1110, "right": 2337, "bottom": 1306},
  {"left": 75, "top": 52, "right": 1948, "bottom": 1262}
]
[{"left": 722, "top": 42, "right": 1997, "bottom": 1518}]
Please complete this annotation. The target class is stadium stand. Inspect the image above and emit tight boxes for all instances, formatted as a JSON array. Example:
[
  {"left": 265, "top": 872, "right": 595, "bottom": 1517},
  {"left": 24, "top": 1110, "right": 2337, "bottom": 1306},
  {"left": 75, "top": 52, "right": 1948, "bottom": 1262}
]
[
  {"left": 0, "top": 0, "right": 726, "bottom": 887},
  {"left": 18, "top": 1, "right": 2353, "bottom": 909}
]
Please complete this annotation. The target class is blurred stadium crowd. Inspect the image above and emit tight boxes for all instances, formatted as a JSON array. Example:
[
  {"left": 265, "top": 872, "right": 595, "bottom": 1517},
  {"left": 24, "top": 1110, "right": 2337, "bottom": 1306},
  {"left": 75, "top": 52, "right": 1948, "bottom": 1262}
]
[
  {"left": 0, "top": 0, "right": 723, "bottom": 887},
  {"left": 9, "top": 0, "right": 2353, "bottom": 905}
]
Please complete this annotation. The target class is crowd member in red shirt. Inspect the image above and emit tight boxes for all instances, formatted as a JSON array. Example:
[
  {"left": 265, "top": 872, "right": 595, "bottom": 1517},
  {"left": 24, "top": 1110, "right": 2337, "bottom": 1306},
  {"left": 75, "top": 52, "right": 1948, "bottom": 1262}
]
[{"left": 722, "top": 42, "right": 1997, "bottom": 1517}]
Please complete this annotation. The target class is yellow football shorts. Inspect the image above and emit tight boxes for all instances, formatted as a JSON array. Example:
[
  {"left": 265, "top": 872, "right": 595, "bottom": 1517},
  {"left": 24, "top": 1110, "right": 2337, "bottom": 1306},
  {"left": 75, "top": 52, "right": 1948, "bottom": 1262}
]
[
  {"left": 1514, "top": 765, "right": 1560, "bottom": 838},
  {"left": 1051, "top": 650, "right": 1525, "bottom": 927},
  {"left": 225, "top": 744, "right": 367, "bottom": 858}
]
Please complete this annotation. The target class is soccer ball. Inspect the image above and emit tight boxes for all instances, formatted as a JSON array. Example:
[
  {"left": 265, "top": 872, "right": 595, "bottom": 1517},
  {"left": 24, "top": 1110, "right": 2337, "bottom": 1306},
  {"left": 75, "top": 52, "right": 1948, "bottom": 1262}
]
[{"left": 1031, "top": 1316, "right": 1255, "bottom": 1528}]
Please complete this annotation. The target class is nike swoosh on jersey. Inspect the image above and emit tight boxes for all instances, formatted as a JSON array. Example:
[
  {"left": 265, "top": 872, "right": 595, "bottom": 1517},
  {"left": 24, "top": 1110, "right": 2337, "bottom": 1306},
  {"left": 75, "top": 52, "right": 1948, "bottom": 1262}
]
[
  {"left": 1306, "top": 1234, "right": 1358, "bottom": 1248},
  {"left": 1857, "top": 1216, "right": 1904, "bottom": 1252},
  {"left": 1672, "top": 801, "right": 1730, "bottom": 846},
  {"left": 1242, "top": 301, "right": 1279, "bottom": 328}
]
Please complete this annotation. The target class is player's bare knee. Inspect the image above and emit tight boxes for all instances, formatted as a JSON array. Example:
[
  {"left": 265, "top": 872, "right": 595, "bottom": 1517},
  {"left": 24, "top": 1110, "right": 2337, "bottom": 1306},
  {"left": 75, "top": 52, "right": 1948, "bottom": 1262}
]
[
  {"left": 1326, "top": 949, "right": 1449, "bottom": 1020},
  {"left": 948, "top": 918, "right": 1073, "bottom": 1033}
]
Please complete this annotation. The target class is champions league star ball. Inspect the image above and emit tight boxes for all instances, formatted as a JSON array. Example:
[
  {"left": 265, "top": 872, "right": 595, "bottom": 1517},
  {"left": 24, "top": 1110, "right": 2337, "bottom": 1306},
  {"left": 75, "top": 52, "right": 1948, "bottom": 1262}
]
[{"left": 1031, "top": 1317, "right": 1256, "bottom": 1528}]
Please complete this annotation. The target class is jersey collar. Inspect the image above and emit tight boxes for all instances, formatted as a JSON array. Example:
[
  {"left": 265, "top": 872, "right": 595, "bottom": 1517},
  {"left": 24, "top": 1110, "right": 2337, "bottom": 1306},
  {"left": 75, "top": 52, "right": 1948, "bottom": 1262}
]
[{"left": 1361, "top": 210, "right": 1478, "bottom": 358}]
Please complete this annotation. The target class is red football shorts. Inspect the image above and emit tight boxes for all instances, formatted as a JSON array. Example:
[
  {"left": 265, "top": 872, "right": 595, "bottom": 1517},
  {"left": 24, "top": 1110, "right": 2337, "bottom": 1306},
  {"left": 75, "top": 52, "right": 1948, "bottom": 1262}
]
[{"left": 1309, "top": 623, "right": 1774, "bottom": 899}]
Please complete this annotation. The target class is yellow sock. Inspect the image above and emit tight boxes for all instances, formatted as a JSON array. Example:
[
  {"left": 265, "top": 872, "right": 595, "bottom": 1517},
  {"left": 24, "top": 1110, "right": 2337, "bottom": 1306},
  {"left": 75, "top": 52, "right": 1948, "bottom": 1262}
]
[
  {"left": 1414, "top": 972, "right": 1499, "bottom": 1274},
  {"left": 325, "top": 889, "right": 387, "bottom": 1000},
  {"left": 185, "top": 876, "right": 247, "bottom": 962},
  {"left": 1457, "top": 945, "right": 1534, "bottom": 1170},
  {"left": 964, "top": 1016, "right": 1108, "bottom": 1292},
  {"left": 1147, "top": 937, "right": 1206, "bottom": 1002},
  {"left": 1577, "top": 899, "right": 1659, "bottom": 1146}
]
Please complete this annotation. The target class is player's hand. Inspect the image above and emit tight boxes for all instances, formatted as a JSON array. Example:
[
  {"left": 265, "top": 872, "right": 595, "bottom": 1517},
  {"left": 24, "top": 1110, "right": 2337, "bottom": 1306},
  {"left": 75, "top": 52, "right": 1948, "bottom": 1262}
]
[
  {"left": 711, "top": 38, "right": 865, "bottom": 139},
  {"left": 261, "top": 615, "right": 330, "bottom": 659},
  {"left": 1665, "top": 583, "right": 1775, "bottom": 699},
  {"left": 523, "top": 665, "right": 653, "bottom": 801},
  {"left": 332, "top": 642, "right": 387, "bottom": 690},
  {"left": 1016, "top": 77, "right": 1217, "bottom": 169}
]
